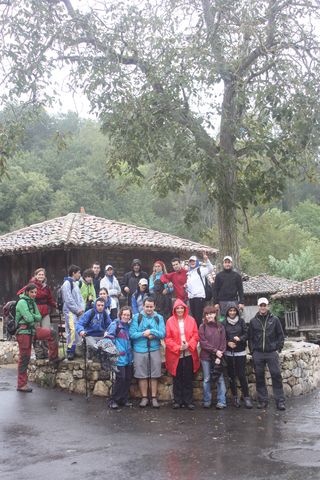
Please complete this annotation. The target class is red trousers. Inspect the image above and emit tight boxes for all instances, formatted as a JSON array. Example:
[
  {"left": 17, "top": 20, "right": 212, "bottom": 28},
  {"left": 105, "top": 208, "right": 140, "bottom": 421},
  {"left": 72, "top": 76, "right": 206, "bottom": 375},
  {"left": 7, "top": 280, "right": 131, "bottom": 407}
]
[{"left": 16, "top": 328, "right": 58, "bottom": 388}]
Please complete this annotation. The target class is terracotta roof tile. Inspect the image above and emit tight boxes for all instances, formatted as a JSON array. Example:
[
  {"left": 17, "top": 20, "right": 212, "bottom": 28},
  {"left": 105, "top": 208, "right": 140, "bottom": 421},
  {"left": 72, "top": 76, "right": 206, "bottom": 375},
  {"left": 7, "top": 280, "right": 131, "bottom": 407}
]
[
  {"left": 0, "top": 213, "right": 218, "bottom": 256},
  {"left": 243, "top": 274, "right": 295, "bottom": 295},
  {"left": 272, "top": 275, "right": 320, "bottom": 299}
]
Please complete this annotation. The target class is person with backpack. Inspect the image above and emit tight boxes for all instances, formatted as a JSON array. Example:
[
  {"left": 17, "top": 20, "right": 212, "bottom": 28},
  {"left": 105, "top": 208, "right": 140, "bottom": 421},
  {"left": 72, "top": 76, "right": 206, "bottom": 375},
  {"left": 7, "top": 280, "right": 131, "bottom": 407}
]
[
  {"left": 149, "top": 260, "right": 173, "bottom": 295},
  {"left": 61, "top": 265, "right": 85, "bottom": 361},
  {"left": 92, "top": 261, "right": 102, "bottom": 297},
  {"left": 76, "top": 297, "right": 111, "bottom": 358},
  {"left": 121, "top": 259, "right": 149, "bottom": 306},
  {"left": 165, "top": 299, "right": 200, "bottom": 409},
  {"left": 17, "top": 267, "right": 57, "bottom": 360},
  {"left": 80, "top": 268, "right": 96, "bottom": 311},
  {"left": 105, "top": 306, "right": 134, "bottom": 409},
  {"left": 16, "top": 283, "right": 64, "bottom": 392},
  {"left": 199, "top": 305, "right": 227, "bottom": 409},
  {"left": 100, "top": 265, "right": 121, "bottom": 320},
  {"left": 223, "top": 302, "right": 252, "bottom": 409},
  {"left": 129, "top": 296, "right": 166, "bottom": 408},
  {"left": 131, "top": 278, "right": 150, "bottom": 315},
  {"left": 186, "top": 253, "right": 214, "bottom": 327}
]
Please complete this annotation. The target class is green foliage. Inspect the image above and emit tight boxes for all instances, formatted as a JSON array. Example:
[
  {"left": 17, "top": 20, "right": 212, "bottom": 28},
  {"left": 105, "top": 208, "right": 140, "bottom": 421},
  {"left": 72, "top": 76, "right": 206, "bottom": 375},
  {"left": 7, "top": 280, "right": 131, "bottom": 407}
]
[{"left": 269, "top": 246, "right": 320, "bottom": 281}]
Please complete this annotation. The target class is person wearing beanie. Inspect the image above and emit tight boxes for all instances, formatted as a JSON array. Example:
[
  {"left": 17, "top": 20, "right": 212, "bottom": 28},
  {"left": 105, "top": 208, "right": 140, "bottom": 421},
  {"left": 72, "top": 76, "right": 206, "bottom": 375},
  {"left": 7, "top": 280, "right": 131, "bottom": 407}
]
[{"left": 121, "top": 259, "right": 148, "bottom": 306}]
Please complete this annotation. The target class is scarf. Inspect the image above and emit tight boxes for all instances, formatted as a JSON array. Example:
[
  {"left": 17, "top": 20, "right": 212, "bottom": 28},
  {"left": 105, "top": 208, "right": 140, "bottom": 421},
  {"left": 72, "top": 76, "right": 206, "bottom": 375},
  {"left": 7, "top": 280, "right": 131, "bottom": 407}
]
[{"left": 227, "top": 315, "right": 239, "bottom": 326}]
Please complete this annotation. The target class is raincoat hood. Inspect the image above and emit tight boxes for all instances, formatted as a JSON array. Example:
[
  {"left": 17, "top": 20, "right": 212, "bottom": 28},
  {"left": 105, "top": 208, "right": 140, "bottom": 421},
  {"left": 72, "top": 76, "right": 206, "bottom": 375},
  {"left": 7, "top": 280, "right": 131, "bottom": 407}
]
[
  {"left": 172, "top": 298, "right": 189, "bottom": 320},
  {"left": 224, "top": 301, "right": 240, "bottom": 318},
  {"left": 93, "top": 297, "right": 107, "bottom": 313}
]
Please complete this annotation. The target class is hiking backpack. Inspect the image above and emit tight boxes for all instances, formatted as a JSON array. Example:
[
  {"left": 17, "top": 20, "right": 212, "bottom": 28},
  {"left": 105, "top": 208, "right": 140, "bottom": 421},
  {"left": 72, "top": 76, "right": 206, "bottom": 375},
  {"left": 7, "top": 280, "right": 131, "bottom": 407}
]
[
  {"left": 197, "top": 268, "right": 213, "bottom": 301},
  {"left": 3, "top": 300, "right": 19, "bottom": 337},
  {"left": 56, "top": 278, "right": 74, "bottom": 313}
]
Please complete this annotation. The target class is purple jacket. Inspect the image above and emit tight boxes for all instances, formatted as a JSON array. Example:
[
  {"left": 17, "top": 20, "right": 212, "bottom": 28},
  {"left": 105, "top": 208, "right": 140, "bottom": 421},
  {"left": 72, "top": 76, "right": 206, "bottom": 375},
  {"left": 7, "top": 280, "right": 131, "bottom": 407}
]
[{"left": 199, "top": 322, "right": 226, "bottom": 361}]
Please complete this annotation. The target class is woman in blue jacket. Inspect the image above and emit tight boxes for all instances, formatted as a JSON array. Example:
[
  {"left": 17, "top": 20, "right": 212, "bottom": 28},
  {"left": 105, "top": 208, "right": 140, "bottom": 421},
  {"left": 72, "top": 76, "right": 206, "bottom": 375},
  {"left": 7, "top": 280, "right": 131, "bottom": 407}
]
[{"left": 105, "top": 306, "right": 133, "bottom": 409}]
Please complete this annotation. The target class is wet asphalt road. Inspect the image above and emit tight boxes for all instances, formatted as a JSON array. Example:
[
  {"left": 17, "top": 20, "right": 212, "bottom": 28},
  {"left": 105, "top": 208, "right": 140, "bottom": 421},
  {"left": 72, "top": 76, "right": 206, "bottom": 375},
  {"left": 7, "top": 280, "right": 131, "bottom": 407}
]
[{"left": 1, "top": 364, "right": 320, "bottom": 480}]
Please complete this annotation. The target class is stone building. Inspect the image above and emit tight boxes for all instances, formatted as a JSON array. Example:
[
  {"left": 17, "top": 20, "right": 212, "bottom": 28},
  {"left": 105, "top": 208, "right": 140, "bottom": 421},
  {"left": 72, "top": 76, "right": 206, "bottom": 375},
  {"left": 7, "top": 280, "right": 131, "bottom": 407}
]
[{"left": 0, "top": 212, "right": 218, "bottom": 304}]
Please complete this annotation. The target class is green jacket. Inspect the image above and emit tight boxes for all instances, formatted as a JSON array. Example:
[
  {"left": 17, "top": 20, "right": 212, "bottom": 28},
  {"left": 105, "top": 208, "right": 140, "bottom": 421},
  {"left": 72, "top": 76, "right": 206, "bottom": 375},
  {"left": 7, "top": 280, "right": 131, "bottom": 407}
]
[
  {"left": 80, "top": 280, "right": 96, "bottom": 308},
  {"left": 15, "top": 294, "right": 42, "bottom": 335}
]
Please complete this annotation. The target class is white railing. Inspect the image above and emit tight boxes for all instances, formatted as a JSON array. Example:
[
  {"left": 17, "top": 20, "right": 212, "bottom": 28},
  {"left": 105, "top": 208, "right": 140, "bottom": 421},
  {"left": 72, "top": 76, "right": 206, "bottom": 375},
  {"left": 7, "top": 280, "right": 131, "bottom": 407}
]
[{"left": 285, "top": 310, "right": 299, "bottom": 330}]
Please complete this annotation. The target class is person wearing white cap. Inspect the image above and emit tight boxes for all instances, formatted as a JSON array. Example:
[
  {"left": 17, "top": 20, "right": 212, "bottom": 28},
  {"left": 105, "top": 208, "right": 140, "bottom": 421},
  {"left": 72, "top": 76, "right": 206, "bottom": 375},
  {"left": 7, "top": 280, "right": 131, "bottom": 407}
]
[
  {"left": 131, "top": 278, "right": 150, "bottom": 315},
  {"left": 212, "top": 256, "right": 244, "bottom": 315},
  {"left": 100, "top": 265, "right": 121, "bottom": 320},
  {"left": 186, "top": 253, "right": 214, "bottom": 327},
  {"left": 248, "top": 297, "right": 285, "bottom": 411}
]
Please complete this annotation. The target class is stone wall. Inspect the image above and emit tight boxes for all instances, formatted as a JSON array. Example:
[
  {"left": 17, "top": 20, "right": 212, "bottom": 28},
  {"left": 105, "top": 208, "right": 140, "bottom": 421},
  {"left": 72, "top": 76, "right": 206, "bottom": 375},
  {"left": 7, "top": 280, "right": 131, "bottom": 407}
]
[
  {"left": 26, "top": 341, "right": 320, "bottom": 400},
  {"left": 0, "top": 340, "right": 19, "bottom": 365}
]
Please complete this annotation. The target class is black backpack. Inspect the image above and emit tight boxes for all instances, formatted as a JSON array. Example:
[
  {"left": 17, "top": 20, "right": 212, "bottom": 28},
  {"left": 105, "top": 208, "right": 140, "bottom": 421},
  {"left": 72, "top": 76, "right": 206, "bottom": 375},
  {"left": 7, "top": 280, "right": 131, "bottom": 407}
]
[
  {"left": 3, "top": 300, "right": 20, "bottom": 336},
  {"left": 197, "top": 268, "right": 213, "bottom": 301},
  {"left": 57, "top": 278, "right": 74, "bottom": 313}
]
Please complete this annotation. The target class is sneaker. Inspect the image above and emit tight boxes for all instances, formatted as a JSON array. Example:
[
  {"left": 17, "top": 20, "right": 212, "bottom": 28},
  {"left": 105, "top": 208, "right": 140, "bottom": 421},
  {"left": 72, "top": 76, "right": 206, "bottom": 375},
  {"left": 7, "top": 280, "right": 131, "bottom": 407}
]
[
  {"left": 172, "top": 402, "right": 181, "bottom": 409},
  {"left": 109, "top": 401, "right": 119, "bottom": 409},
  {"left": 216, "top": 403, "right": 227, "bottom": 410},
  {"left": 203, "top": 402, "right": 211, "bottom": 409},
  {"left": 257, "top": 401, "right": 268, "bottom": 409},
  {"left": 67, "top": 352, "right": 75, "bottom": 361},
  {"left": 277, "top": 401, "right": 286, "bottom": 411},
  {"left": 139, "top": 397, "right": 149, "bottom": 408},
  {"left": 244, "top": 397, "right": 253, "bottom": 409},
  {"left": 187, "top": 403, "right": 195, "bottom": 410},
  {"left": 124, "top": 401, "right": 133, "bottom": 407},
  {"left": 17, "top": 385, "right": 33, "bottom": 393},
  {"left": 151, "top": 397, "right": 160, "bottom": 409},
  {"left": 233, "top": 396, "right": 241, "bottom": 408}
]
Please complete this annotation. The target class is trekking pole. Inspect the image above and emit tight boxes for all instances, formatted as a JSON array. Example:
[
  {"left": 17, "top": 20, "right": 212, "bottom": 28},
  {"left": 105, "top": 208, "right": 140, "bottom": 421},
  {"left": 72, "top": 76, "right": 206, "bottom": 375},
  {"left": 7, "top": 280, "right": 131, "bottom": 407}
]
[
  {"left": 181, "top": 342, "right": 185, "bottom": 404},
  {"left": 147, "top": 338, "right": 152, "bottom": 404},
  {"left": 83, "top": 336, "right": 89, "bottom": 400},
  {"left": 58, "top": 311, "right": 65, "bottom": 356}
]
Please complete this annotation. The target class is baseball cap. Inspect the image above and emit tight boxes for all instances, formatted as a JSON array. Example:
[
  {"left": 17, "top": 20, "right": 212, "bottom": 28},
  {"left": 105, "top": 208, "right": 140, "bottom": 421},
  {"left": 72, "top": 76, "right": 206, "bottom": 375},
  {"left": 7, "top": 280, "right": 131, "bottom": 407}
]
[
  {"left": 139, "top": 278, "right": 148, "bottom": 286},
  {"left": 223, "top": 256, "right": 233, "bottom": 262},
  {"left": 105, "top": 264, "right": 113, "bottom": 270},
  {"left": 258, "top": 297, "right": 269, "bottom": 306},
  {"left": 189, "top": 255, "right": 197, "bottom": 261}
]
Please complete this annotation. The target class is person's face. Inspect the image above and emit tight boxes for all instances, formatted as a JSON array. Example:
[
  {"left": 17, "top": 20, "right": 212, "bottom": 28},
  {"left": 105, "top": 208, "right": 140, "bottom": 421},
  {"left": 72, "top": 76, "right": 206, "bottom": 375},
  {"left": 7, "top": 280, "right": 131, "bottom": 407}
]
[
  {"left": 172, "top": 261, "right": 181, "bottom": 272},
  {"left": 139, "top": 283, "right": 147, "bottom": 291},
  {"left": 35, "top": 270, "right": 45, "bottom": 282},
  {"left": 133, "top": 264, "right": 141, "bottom": 272},
  {"left": 92, "top": 264, "right": 100, "bottom": 275},
  {"left": 144, "top": 300, "right": 155, "bottom": 316},
  {"left": 120, "top": 309, "right": 131, "bottom": 323},
  {"left": 205, "top": 311, "right": 216, "bottom": 323},
  {"left": 84, "top": 276, "right": 93, "bottom": 284},
  {"left": 189, "top": 259, "right": 196, "bottom": 268},
  {"left": 28, "top": 288, "right": 37, "bottom": 299},
  {"left": 223, "top": 260, "right": 232, "bottom": 270},
  {"left": 175, "top": 305, "right": 185, "bottom": 317},
  {"left": 99, "top": 290, "right": 108, "bottom": 300},
  {"left": 106, "top": 267, "right": 113, "bottom": 276},
  {"left": 96, "top": 301, "right": 105, "bottom": 313},
  {"left": 227, "top": 307, "right": 237, "bottom": 319},
  {"left": 154, "top": 263, "right": 163, "bottom": 273},
  {"left": 259, "top": 303, "right": 268, "bottom": 315},
  {"left": 74, "top": 271, "right": 81, "bottom": 280}
]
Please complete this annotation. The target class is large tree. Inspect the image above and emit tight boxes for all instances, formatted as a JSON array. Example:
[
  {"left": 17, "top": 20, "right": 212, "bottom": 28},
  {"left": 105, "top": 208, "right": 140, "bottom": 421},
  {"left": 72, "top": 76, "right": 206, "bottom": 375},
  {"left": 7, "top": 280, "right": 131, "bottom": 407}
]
[{"left": 1, "top": 0, "right": 320, "bottom": 265}]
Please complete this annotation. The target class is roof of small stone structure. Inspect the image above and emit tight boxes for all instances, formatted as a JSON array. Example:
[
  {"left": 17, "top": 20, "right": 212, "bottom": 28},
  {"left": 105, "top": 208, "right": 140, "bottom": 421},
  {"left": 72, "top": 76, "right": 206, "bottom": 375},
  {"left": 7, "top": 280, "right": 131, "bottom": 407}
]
[
  {"left": 272, "top": 275, "right": 320, "bottom": 299},
  {"left": 243, "top": 274, "right": 295, "bottom": 295},
  {"left": 0, "top": 213, "right": 218, "bottom": 257}
]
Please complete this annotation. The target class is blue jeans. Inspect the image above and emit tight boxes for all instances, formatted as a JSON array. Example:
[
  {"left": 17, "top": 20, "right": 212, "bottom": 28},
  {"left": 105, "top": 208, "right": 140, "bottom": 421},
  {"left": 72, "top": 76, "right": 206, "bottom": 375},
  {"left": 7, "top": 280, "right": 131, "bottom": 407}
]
[{"left": 201, "top": 360, "right": 226, "bottom": 405}]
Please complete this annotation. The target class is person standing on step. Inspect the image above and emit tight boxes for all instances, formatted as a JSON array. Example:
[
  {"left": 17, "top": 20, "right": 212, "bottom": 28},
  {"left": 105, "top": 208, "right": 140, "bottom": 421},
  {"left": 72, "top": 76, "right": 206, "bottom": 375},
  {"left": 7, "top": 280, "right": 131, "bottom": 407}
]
[
  {"left": 213, "top": 256, "right": 244, "bottom": 316},
  {"left": 186, "top": 253, "right": 214, "bottom": 328},
  {"left": 92, "top": 262, "right": 102, "bottom": 297},
  {"left": 248, "top": 297, "right": 286, "bottom": 411},
  {"left": 161, "top": 257, "right": 188, "bottom": 302},
  {"left": 121, "top": 259, "right": 148, "bottom": 306},
  {"left": 223, "top": 302, "right": 252, "bottom": 409}
]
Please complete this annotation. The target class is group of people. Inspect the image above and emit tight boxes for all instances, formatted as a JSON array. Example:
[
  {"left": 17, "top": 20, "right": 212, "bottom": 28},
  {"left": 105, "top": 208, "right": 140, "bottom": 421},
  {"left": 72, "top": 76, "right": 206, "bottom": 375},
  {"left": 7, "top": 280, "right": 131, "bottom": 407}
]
[{"left": 13, "top": 255, "right": 286, "bottom": 412}]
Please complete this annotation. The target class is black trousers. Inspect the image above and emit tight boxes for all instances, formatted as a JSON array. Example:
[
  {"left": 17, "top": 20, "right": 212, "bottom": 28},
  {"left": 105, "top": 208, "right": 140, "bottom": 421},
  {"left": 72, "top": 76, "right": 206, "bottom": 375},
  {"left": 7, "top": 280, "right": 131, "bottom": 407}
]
[
  {"left": 189, "top": 298, "right": 205, "bottom": 327},
  {"left": 173, "top": 355, "right": 194, "bottom": 405},
  {"left": 253, "top": 351, "right": 285, "bottom": 403},
  {"left": 112, "top": 365, "right": 133, "bottom": 404},
  {"left": 225, "top": 354, "right": 249, "bottom": 397}
]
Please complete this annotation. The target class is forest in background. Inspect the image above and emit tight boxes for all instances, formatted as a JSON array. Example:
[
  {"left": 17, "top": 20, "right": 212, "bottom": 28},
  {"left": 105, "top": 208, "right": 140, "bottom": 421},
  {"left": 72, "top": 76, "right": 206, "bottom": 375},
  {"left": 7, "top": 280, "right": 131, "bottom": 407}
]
[{"left": 0, "top": 109, "right": 320, "bottom": 281}]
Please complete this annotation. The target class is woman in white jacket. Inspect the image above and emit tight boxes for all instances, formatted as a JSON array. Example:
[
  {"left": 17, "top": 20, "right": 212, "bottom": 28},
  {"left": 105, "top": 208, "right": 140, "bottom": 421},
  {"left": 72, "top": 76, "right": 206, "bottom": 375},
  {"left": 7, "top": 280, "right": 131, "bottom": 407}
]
[{"left": 100, "top": 265, "right": 121, "bottom": 319}]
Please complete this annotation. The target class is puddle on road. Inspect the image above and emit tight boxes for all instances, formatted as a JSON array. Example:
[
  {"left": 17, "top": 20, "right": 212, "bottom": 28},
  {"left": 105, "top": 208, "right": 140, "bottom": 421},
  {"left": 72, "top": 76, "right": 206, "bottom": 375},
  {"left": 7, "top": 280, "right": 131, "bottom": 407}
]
[
  {"left": 269, "top": 447, "right": 320, "bottom": 467},
  {"left": 0, "top": 382, "right": 11, "bottom": 391}
]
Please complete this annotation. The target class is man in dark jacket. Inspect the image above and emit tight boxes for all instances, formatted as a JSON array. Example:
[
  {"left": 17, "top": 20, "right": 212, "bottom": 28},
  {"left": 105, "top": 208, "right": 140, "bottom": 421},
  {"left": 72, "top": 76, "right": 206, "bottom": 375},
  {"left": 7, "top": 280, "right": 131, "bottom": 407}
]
[
  {"left": 248, "top": 297, "right": 285, "bottom": 411},
  {"left": 213, "top": 256, "right": 244, "bottom": 315},
  {"left": 121, "top": 259, "right": 148, "bottom": 306}
]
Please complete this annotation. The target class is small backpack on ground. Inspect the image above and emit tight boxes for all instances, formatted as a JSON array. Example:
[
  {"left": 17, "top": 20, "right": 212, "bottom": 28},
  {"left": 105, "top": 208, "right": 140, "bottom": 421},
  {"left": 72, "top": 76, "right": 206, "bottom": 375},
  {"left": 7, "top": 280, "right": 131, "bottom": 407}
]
[
  {"left": 197, "top": 268, "right": 213, "bottom": 301},
  {"left": 3, "top": 300, "right": 19, "bottom": 337},
  {"left": 56, "top": 278, "right": 74, "bottom": 313}
]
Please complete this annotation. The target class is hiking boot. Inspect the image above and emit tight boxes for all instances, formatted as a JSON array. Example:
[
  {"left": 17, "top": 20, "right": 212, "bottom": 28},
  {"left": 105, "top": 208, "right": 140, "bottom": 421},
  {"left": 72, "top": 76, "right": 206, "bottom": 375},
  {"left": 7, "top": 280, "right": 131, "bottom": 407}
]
[
  {"left": 233, "top": 396, "right": 241, "bottom": 408},
  {"left": 17, "top": 385, "right": 33, "bottom": 393},
  {"left": 257, "top": 401, "right": 268, "bottom": 409},
  {"left": 124, "top": 401, "right": 133, "bottom": 407},
  {"left": 187, "top": 403, "right": 195, "bottom": 410},
  {"left": 277, "top": 401, "right": 286, "bottom": 411},
  {"left": 203, "top": 402, "right": 211, "bottom": 409},
  {"left": 49, "top": 356, "right": 65, "bottom": 368},
  {"left": 139, "top": 397, "right": 149, "bottom": 408},
  {"left": 67, "top": 352, "right": 75, "bottom": 361},
  {"left": 172, "top": 402, "right": 181, "bottom": 409},
  {"left": 151, "top": 397, "right": 160, "bottom": 409},
  {"left": 244, "top": 397, "right": 253, "bottom": 409},
  {"left": 109, "top": 401, "right": 120, "bottom": 409}
]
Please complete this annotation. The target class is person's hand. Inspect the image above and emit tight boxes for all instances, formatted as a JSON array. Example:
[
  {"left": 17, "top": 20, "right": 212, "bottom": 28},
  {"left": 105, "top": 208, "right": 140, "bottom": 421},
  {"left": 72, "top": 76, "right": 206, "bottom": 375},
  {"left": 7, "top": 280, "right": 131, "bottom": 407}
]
[
  {"left": 162, "top": 288, "right": 168, "bottom": 295},
  {"left": 124, "top": 287, "right": 130, "bottom": 294},
  {"left": 168, "top": 282, "right": 173, "bottom": 288},
  {"left": 215, "top": 357, "right": 221, "bottom": 365},
  {"left": 203, "top": 252, "right": 208, "bottom": 262},
  {"left": 79, "top": 331, "right": 86, "bottom": 337},
  {"left": 148, "top": 334, "right": 155, "bottom": 340},
  {"left": 238, "top": 303, "right": 244, "bottom": 310},
  {"left": 78, "top": 310, "right": 84, "bottom": 316},
  {"left": 143, "top": 329, "right": 151, "bottom": 337},
  {"left": 228, "top": 341, "right": 236, "bottom": 349},
  {"left": 234, "top": 336, "right": 240, "bottom": 342},
  {"left": 216, "top": 350, "right": 223, "bottom": 358}
]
